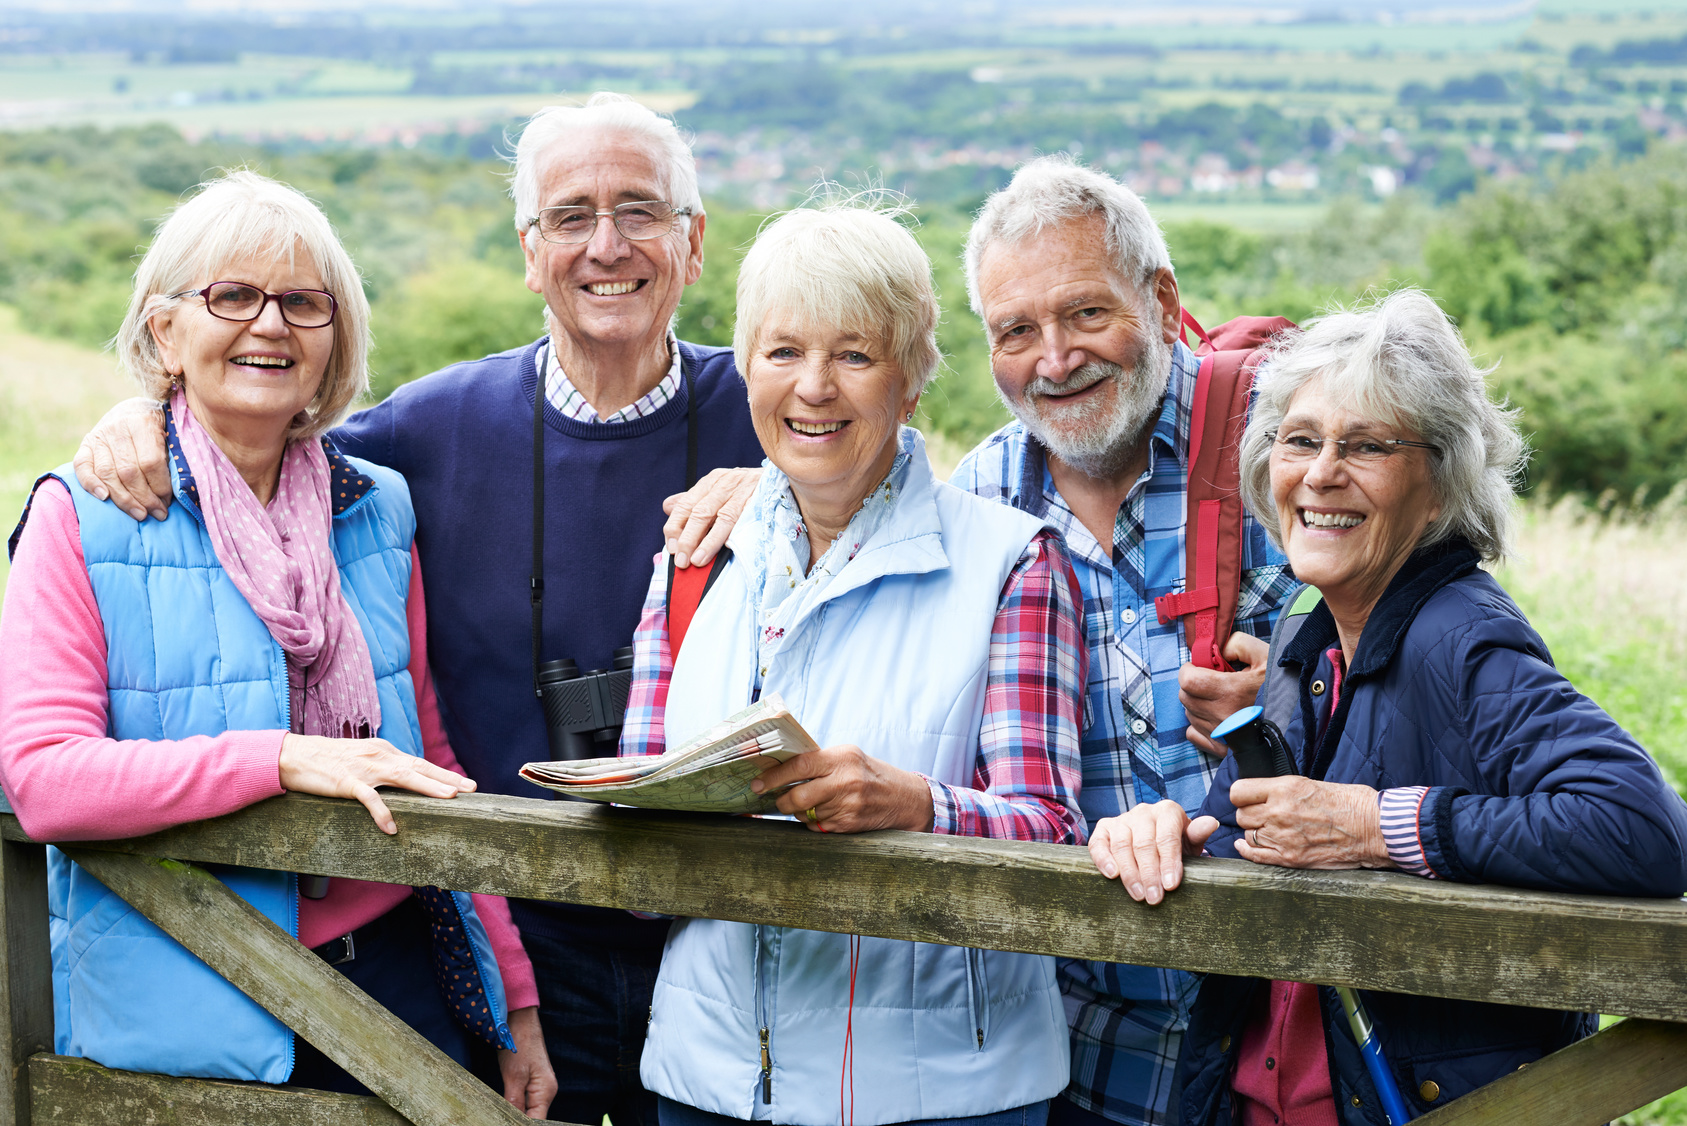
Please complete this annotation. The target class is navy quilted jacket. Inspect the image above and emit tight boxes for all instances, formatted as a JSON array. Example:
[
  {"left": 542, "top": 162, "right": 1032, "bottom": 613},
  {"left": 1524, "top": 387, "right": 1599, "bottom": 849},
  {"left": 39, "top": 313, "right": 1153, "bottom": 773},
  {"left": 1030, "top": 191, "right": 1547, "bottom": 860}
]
[{"left": 1178, "top": 537, "right": 1687, "bottom": 1125}]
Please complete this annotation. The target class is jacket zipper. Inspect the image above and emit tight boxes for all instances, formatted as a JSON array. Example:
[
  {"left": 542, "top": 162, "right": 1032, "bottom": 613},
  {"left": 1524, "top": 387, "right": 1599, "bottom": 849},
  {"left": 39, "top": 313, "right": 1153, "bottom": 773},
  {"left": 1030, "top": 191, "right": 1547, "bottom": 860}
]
[
  {"left": 755, "top": 925, "right": 772, "bottom": 1103},
  {"left": 759, "top": 1025, "right": 772, "bottom": 1102},
  {"left": 965, "top": 948, "right": 988, "bottom": 1050}
]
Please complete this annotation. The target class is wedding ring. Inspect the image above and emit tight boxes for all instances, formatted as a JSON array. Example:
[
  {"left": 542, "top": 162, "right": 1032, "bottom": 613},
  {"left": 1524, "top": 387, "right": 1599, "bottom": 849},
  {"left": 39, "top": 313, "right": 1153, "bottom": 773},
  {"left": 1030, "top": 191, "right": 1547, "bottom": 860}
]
[
  {"left": 805, "top": 807, "right": 819, "bottom": 823},
  {"left": 1247, "top": 829, "right": 1258, "bottom": 848}
]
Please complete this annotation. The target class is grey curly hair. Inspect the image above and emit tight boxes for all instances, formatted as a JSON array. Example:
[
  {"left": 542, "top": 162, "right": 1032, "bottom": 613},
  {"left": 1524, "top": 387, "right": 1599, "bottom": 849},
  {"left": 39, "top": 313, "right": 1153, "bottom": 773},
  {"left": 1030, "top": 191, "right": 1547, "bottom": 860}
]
[{"left": 1238, "top": 287, "right": 1528, "bottom": 564}]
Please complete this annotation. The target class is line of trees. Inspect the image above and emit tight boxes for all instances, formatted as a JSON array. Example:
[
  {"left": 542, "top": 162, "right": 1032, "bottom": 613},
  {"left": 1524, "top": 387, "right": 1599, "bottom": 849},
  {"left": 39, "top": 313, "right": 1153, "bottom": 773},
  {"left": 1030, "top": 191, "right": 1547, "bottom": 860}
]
[{"left": 3, "top": 126, "right": 1685, "bottom": 504}]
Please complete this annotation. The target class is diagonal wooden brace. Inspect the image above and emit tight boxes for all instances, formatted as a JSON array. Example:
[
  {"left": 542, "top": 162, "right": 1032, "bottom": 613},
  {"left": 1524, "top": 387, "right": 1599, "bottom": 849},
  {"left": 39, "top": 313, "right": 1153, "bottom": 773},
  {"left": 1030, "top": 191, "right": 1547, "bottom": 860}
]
[
  {"left": 58, "top": 848, "right": 530, "bottom": 1126},
  {"left": 1414, "top": 1016, "right": 1687, "bottom": 1125}
]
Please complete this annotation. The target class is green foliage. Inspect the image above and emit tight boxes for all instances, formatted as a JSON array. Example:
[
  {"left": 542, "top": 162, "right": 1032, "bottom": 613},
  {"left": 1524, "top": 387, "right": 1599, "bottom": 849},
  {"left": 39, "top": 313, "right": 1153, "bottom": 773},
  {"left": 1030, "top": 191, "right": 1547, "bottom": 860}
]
[
  {"left": 672, "top": 208, "right": 765, "bottom": 349},
  {"left": 368, "top": 260, "right": 544, "bottom": 400},
  {"left": 1485, "top": 330, "right": 1687, "bottom": 502},
  {"left": 1166, "top": 194, "right": 1432, "bottom": 330},
  {"left": 1421, "top": 147, "right": 1687, "bottom": 502},
  {"left": 5, "top": 125, "right": 1687, "bottom": 499},
  {"left": 1428, "top": 147, "right": 1687, "bottom": 337},
  {"left": 912, "top": 210, "right": 1009, "bottom": 444}
]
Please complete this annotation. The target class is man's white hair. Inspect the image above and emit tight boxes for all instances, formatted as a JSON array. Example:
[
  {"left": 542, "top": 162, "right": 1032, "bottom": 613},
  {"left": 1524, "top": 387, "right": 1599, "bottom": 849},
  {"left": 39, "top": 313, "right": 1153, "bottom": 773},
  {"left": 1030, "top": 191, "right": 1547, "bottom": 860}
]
[
  {"left": 508, "top": 92, "right": 702, "bottom": 232},
  {"left": 963, "top": 154, "right": 1172, "bottom": 316}
]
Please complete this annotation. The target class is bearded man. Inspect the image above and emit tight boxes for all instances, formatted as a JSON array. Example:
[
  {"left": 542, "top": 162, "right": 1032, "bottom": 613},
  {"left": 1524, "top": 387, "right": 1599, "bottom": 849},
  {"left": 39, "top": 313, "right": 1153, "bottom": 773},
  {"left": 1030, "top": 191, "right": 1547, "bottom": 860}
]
[{"left": 950, "top": 155, "right": 1297, "bottom": 1126}]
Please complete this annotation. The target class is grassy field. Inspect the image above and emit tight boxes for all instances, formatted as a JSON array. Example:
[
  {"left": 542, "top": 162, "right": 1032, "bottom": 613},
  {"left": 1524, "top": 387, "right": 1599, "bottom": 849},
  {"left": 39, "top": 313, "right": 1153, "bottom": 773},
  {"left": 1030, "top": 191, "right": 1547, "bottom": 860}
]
[
  {"left": 1, "top": 307, "right": 1684, "bottom": 1120},
  {"left": 0, "top": 304, "right": 133, "bottom": 594}
]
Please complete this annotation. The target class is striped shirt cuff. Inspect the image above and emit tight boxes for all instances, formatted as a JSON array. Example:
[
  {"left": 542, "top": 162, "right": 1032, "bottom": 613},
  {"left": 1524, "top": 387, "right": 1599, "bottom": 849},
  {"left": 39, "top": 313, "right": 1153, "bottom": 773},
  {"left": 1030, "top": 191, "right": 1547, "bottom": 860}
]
[
  {"left": 1378, "top": 786, "right": 1437, "bottom": 878},
  {"left": 926, "top": 776, "right": 960, "bottom": 836}
]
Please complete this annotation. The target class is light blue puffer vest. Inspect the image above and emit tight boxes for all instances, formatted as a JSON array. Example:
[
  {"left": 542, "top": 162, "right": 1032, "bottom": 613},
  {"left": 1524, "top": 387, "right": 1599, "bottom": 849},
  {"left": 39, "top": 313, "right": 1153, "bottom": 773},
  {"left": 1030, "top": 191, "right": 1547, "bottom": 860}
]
[
  {"left": 39, "top": 453, "right": 510, "bottom": 1083},
  {"left": 642, "top": 437, "right": 1073, "bottom": 1125}
]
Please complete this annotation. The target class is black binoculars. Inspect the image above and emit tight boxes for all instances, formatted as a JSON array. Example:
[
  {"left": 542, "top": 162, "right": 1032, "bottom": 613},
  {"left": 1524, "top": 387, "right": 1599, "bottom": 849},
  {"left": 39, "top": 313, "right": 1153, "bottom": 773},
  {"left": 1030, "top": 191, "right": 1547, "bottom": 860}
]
[{"left": 538, "top": 646, "right": 635, "bottom": 761}]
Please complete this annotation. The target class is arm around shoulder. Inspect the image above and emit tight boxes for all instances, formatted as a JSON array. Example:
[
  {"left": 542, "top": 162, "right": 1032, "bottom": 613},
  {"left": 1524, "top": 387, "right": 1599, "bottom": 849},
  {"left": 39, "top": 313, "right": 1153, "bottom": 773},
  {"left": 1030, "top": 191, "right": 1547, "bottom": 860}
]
[{"left": 72, "top": 397, "right": 172, "bottom": 522}]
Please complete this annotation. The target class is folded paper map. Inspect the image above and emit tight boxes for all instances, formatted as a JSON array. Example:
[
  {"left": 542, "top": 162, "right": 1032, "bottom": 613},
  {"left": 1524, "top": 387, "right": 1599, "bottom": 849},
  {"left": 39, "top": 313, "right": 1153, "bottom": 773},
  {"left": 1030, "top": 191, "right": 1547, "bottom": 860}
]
[{"left": 518, "top": 695, "right": 820, "bottom": 814}]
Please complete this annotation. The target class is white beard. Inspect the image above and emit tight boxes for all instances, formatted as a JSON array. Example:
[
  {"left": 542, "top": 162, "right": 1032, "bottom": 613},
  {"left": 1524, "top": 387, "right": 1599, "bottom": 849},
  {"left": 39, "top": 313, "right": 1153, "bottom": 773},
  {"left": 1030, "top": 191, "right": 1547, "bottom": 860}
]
[{"left": 999, "top": 331, "right": 1172, "bottom": 480}]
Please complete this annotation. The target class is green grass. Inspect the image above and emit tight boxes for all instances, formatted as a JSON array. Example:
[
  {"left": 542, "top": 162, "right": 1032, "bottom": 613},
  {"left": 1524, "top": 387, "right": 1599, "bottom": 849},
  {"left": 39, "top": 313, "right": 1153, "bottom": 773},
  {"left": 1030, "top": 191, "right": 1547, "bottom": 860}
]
[
  {"left": 1496, "top": 502, "right": 1687, "bottom": 1126},
  {"left": 1495, "top": 500, "right": 1687, "bottom": 795},
  {"left": 0, "top": 304, "right": 133, "bottom": 597}
]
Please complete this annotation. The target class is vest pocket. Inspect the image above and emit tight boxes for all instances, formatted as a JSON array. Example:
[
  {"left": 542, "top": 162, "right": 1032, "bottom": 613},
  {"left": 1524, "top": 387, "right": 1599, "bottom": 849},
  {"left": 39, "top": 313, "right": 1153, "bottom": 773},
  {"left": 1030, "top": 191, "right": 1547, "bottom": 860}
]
[{"left": 964, "top": 947, "right": 991, "bottom": 1051}]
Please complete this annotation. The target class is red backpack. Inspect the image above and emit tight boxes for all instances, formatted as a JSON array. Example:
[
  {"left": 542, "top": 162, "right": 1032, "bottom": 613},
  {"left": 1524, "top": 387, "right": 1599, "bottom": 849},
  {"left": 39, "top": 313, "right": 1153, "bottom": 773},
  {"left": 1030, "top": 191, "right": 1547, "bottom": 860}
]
[{"left": 1151, "top": 310, "right": 1296, "bottom": 672}]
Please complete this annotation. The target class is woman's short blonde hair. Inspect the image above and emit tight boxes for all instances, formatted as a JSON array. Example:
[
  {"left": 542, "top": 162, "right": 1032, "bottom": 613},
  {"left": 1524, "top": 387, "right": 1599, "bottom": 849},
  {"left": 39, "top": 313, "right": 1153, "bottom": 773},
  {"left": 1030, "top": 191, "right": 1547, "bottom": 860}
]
[
  {"left": 116, "top": 170, "right": 370, "bottom": 441},
  {"left": 1238, "top": 287, "right": 1528, "bottom": 563},
  {"left": 733, "top": 199, "right": 941, "bottom": 400}
]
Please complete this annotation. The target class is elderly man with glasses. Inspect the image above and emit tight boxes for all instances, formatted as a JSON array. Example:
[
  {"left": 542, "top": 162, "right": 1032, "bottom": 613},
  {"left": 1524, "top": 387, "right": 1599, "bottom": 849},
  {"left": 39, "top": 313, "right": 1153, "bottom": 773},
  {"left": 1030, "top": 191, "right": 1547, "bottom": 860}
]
[{"left": 73, "top": 93, "right": 766, "bottom": 1125}]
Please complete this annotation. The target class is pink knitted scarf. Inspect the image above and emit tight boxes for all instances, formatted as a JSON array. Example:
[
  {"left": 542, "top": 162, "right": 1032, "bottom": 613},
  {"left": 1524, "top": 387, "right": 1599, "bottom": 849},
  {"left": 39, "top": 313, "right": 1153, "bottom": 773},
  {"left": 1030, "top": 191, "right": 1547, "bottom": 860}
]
[{"left": 172, "top": 389, "right": 381, "bottom": 739}]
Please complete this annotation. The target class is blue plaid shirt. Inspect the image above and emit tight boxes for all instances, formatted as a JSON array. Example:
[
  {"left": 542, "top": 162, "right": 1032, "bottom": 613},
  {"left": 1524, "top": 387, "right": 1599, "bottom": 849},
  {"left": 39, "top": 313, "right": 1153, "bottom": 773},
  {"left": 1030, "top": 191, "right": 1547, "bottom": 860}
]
[{"left": 951, "top": 340, "right": 1296, "bottom": 1126}]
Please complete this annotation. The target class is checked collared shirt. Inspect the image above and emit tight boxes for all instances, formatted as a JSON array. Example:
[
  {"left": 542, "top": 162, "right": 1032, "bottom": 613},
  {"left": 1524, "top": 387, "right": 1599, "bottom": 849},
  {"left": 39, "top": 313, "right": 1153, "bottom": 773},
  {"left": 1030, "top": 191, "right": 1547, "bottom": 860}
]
[{"left": 950, "top": 339, "right": 1296, "bottom": 1126}]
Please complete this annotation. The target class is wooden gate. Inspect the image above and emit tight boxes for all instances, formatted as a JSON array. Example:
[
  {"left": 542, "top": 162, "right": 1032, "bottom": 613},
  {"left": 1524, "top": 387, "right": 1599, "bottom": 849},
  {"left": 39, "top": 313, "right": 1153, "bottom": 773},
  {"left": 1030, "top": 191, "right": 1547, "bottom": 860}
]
[{"left": 3, "top": 791, "right": 1684, "bottom": 1125}]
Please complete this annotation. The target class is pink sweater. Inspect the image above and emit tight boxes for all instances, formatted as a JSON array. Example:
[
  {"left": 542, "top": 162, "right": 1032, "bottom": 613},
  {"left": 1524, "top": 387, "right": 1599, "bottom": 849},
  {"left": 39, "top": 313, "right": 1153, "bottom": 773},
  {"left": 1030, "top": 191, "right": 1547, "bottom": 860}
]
[{"left": 0, "top": 480, "right": 538, "bottom": 1012}]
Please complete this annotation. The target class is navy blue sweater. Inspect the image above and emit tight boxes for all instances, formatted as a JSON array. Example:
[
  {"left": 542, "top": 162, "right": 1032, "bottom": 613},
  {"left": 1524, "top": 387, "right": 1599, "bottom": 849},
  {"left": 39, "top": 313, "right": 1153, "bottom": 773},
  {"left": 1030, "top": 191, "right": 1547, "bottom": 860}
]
[{"left": 335, "top": 336, "right": 764, "bottom": 942}]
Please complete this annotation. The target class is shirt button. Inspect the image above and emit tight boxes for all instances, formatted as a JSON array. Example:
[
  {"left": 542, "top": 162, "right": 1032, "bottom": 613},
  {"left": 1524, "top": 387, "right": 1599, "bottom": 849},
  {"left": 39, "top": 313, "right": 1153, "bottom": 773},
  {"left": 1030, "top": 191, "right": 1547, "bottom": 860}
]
[
  {"left": 1131, "top": 719, "right": 1148, "bottom": 736},
  {"left": 1265, "top": 1057, "right": 1276, "bottom": 1070},
  {"left": 1311, "top": 679, "right": 1326, "bottom": 696},
  {"left": 1120, "top": 606, "right": 1137, "bottom": 625}
]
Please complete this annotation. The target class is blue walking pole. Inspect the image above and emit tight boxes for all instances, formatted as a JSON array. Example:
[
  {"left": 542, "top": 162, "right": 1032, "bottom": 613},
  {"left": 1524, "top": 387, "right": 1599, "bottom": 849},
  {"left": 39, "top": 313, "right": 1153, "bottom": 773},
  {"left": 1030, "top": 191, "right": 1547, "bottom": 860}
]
[
  {"left": 1336, "top": 985, "right": 1414, "bottom": 1124},
  {"left": 1214, "top": 708, "right": 1416, "bottom": 1124}
]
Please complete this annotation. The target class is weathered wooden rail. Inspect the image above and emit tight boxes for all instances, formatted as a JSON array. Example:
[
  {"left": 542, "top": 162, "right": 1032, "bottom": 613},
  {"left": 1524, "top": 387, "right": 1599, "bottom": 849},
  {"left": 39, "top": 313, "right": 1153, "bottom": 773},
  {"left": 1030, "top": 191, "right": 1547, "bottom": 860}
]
[{"left": 2, "top": 790, "right": 1685, "bottom": 1125}]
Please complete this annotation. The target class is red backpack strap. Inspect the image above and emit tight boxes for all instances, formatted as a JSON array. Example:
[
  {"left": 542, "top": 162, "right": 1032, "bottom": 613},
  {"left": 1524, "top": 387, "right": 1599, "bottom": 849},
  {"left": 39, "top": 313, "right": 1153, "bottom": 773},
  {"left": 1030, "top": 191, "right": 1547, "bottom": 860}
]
[
  {"left": 1153, "top": 348, "right": 1265, "bottom": 671},
  {"left": 667, "top": 550, "right": 733, "bottom": 660},
  {"left": 1179, "top": 308, "right": 1214, "bottom": 353}
]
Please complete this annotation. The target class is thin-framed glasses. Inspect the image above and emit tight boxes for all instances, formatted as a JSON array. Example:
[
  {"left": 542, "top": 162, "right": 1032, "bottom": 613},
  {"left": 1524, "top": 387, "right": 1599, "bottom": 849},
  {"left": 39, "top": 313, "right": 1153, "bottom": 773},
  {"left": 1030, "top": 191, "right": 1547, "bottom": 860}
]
[
  {"left": 171, "top": 282, "right": 338, "bottom": 328},
  {"left": 1271, "top": 429, "right": 1440, "bottom": 466},
  {"left": 530, "top": 200, "right": 695, "bottom": 245}
]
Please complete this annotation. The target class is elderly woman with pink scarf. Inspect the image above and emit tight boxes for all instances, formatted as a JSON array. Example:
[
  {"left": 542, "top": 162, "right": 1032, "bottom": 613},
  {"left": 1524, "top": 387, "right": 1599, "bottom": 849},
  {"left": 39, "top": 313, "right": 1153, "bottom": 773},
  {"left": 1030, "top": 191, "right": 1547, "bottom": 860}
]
[{"left": 0, "top": 172, "right": 554, "bottom": 1115}]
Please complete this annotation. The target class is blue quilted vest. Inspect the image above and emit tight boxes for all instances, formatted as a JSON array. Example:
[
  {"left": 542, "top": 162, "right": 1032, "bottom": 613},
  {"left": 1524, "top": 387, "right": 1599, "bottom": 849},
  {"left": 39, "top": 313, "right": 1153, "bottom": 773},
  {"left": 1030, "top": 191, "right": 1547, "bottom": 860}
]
[{"left": 35, "top": 442, "right": 511, "bottom": 1084}]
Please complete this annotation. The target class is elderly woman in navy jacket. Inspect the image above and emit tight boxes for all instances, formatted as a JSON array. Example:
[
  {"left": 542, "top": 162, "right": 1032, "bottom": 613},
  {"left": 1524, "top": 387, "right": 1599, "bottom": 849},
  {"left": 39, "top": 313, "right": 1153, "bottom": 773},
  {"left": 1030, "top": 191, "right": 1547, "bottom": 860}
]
[{"left": 1086, "top": 287, "right": 1687, "bottom": 1126}]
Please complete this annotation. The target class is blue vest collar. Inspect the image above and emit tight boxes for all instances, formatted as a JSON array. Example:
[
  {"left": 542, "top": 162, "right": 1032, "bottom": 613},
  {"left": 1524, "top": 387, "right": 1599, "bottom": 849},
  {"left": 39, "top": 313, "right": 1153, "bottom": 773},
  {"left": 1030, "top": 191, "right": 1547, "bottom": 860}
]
[{"left": 163, "top": 400, "right": 376, "bottom": 521}]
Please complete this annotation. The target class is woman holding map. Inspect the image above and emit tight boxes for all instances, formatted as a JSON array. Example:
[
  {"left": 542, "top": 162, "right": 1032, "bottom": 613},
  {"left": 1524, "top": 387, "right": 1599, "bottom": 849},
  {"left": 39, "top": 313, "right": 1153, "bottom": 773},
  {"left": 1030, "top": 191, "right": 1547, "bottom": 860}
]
[
  {"left": 616, "top": 200, "right": 1088, "bottom": 1126},
  {"left": 0, "top": 171, "right": 553, "bottom": 1114}
]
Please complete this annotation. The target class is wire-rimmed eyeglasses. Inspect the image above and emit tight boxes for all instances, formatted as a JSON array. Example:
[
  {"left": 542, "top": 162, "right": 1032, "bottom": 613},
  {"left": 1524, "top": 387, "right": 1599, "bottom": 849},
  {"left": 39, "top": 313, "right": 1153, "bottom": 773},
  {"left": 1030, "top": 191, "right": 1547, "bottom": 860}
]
[
  {"left": 1271, "top": 429, "right": 1440, "bottom": 466},
  {"left": 528, "top": 200, "right": 695, "bottom": 245},
  {"left": 170, "top": 281, "right": 338, "bottom": 329}
]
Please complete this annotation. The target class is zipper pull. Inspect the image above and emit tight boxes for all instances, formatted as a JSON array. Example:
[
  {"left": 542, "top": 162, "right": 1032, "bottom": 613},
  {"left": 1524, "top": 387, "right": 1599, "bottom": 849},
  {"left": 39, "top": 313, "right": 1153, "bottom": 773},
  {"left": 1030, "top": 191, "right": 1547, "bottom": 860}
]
[{"left": 759, "top": 1025, "right": 772, "bottom": 1102}]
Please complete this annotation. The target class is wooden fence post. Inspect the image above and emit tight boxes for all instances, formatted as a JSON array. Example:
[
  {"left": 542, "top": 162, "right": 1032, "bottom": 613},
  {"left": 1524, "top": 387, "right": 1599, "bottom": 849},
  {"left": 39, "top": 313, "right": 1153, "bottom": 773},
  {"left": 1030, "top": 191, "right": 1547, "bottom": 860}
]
[
  {"left": 59, "top": 848, "right": 535, "bottom": 1126},
  {"left": 0, "top": 838, "right": 50, "bottom": 1126},
  {"left": 1414, "top": 1017, "right": 1687, "bottom": 1126}
]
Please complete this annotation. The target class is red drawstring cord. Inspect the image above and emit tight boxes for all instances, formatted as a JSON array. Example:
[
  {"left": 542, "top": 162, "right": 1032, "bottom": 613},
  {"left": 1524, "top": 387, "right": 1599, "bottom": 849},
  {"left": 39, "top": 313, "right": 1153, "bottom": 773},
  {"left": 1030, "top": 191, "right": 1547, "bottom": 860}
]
[{"left": 841, "top": 934, "right": 861, "bottom": 1126}]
